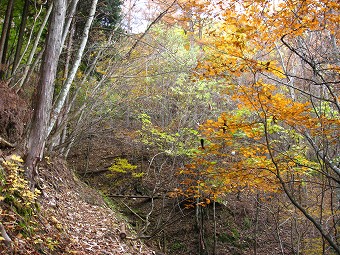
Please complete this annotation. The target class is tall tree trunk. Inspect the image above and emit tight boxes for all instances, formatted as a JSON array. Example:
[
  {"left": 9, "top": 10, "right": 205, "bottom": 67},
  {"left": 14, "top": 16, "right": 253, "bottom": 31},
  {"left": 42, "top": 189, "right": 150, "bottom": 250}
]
[
  {"left": 0, "top": 0, "right": 14, "bottom": 61},
  {"left": 12, "top": 0, "right": 30, "bottom": 74},
  {"left": 0, "top": 0, "right": 14, "bottom": 79},
  {"left": 49, "top": 18, "right": 75, "bottom": 151},
  {"left": 24, "top": 0, "right": 67, "bottom": 188},
  {"left": 48, "top": 0, "right": 98, "bottom": 136},
  {"left": 60, "top": 0, "right": 79, "bottom": 54},
  {"left": 14, "top": 3, "right": 53, "bottom": 91},
  {"left": 9, "top": 1, "right": 43, "bottom": 86}
]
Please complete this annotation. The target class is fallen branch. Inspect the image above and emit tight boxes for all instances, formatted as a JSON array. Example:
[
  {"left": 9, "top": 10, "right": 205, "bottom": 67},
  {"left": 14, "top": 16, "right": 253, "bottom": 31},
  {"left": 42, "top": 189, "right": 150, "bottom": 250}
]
[
  {"left": 0, "top": 136, "right": 15, "bottom": 148},
  {"left": 111, "top": 198, "right": 145, "bottom": 222},
  {"left": 0, "top": 222, "right": 12, "bottom": 246},
  {"left": 119, "top": 223, "right": 127, "bottom": 240},
  {"left": 107, "top": 194, "right": 164, "bottom": 199},
  {"left": 78, "top": 168, "right": 110, "bottom": 175}
]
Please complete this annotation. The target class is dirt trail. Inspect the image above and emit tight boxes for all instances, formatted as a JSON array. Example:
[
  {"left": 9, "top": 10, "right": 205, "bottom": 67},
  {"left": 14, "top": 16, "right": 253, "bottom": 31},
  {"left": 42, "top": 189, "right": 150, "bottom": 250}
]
[{"left": 37, "top": 158, "right": 155, "bottom": 255}]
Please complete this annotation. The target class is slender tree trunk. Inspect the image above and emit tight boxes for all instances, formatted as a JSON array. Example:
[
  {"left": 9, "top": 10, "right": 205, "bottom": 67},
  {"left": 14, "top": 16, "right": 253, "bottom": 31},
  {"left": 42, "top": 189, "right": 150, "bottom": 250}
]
[
  {"left": 275, "top": 43, "right": 296, "bottom": 100},
  {"left": 0, "top": 0, "right": 14, "bottom": 79},
  {"left": 213, "top": 201, "right": 217, "bottom": 255},
  {"left": 48, "top": 0, "right": 98, "bottom": 136},
  {"left": 9, "top": 2, "right": 43, "bottom": 86},
  {"left": 49, "top": 19, "right": 75, "bottom": 151},
  {"left": 64, "top": 109, "right": 85, "bottom": 158},
  {"left": 0, "top": 0, "right": 14, "bottom": 62},
  {"left": 24, "top": 0, "right": 67, "bottom": 188},
  {"left": 14, "top": 3, "right": 53, "bottom": 91},
  {"left": 60, "top": 0, "right": 79, "bottom": 54},
  {"left": 196, "top": 199, "right": 207, "bottom": 255},
  {"left": 12, "top": 0, "right": 30, "bottom": 74},
  {"left": 254, "top": 193, "right": 260, "bottom": 255}
]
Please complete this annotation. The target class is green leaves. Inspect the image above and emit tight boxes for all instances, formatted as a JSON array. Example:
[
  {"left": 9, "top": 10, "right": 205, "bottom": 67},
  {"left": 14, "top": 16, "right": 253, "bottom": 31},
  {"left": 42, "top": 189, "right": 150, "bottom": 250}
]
[
  {"left": 107, "top": 157, "right": 144, "bottom": 178},
  {"left": 108, "top": 158, "right": 137, "bottom": 174},
  {"left": 138, "top": 113, "right": 200, "bottom": 157}
]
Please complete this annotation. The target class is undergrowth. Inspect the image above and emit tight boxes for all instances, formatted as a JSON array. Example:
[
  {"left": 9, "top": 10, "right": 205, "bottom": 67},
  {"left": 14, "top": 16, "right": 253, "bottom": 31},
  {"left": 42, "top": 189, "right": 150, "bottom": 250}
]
[{"left": 0, "top": 155, "right": 64, "bottom": 253}]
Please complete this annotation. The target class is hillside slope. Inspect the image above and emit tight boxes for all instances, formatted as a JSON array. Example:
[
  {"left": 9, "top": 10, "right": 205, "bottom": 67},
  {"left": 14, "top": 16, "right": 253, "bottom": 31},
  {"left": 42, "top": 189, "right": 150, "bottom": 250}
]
[{"left": 0, "top": 156, "right": 155, "bottom": 254}]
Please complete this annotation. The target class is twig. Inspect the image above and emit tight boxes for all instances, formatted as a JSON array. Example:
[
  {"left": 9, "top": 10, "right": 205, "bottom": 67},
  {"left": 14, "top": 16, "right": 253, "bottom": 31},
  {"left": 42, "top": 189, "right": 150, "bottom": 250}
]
[
  {"left": 112, "top": 198, "right": 145, "bottom": 222},
  {"left": 125, "top": 0, "right": 177, "bottom": 58}
]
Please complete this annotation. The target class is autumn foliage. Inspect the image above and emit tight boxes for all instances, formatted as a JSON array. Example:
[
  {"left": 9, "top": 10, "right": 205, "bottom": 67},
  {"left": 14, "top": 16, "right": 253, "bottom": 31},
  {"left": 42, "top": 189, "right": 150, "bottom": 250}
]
[{"left": 175, "top": 0, "right": 340, "bottom": 253}]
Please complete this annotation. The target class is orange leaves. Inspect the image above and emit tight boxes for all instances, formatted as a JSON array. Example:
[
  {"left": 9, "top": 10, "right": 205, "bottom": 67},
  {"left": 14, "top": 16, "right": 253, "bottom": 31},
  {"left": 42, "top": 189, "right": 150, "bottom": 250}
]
[
  {"left": 195, "top": 0, "right": 340, "bottom": 82},
  {"left": 174, "top": 0, "right": 339, "bottom": 208},
  {"left": 177, "top": 78, "right": 324, "bottom": 200},
  {"left": 233, "top": 81, "right": 313, "bottom": 130}
]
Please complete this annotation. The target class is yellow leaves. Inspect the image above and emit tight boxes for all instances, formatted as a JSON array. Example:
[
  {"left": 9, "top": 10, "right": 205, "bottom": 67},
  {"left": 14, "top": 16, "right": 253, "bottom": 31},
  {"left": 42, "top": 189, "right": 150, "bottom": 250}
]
[
  {"left": 234, "top": 81, "right": 314, "bottom": 130},
  {"left": 197, "top": 0, "right": 340, "bottom": 83},
  {"left": 1, "top": 154, "right": 40, "bottom": 211},
  {"left": 76, "top": 70, "right": 83, "bottom": 79},
  {"left": 10, "top": 154, "right": 24, "bottom": 163}
]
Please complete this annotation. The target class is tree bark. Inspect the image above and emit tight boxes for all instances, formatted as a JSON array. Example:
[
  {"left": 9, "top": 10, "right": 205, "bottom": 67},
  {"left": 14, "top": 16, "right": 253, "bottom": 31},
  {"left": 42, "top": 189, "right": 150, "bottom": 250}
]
[
  {"left": 48, "top": 0, "right": 98, "bottom": 136},
  {"left": 9, "top": 2, "right": 43, "bottom": 86},
  {"left": 50, "top": 20, "right": 75, "bottom": 151},
  {"left": 24, "top": 0, "right": 67, "bottom": 188}
]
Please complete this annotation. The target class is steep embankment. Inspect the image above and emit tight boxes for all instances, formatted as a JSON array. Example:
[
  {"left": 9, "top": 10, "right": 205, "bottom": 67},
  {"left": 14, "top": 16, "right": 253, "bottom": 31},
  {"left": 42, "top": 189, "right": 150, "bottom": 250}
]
[{"left": 0, "top": 156, "right": 155, "bottom": 254}]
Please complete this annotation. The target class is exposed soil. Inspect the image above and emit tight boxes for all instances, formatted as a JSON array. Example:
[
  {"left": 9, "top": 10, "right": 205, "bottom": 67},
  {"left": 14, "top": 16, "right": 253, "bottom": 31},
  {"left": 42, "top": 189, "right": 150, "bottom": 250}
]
[{"left": 0, "top": 82, "right": 30, "bottom": 145}]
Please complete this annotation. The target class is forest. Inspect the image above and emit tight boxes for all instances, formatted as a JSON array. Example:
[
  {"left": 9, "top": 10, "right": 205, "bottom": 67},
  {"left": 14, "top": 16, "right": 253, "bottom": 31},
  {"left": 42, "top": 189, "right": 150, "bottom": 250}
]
[{"left": 0, "top": 0, "right": 339, "bottom": 254}]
